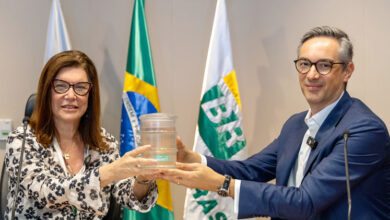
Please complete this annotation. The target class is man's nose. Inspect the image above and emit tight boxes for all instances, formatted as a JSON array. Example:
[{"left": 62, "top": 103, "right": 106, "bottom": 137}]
[{"left": 306, "top": 64, "right": 320, "bottom": 79}]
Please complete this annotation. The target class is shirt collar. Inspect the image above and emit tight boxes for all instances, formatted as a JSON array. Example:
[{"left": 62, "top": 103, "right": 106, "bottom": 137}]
[{"left": 304, "top": 91, "right": 344, "bottom": 134}]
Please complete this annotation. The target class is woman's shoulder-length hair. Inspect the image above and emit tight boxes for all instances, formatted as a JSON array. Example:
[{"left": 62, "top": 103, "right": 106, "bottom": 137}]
[{"left": 29, "top": 50, "right": 109, "bottom": 152}]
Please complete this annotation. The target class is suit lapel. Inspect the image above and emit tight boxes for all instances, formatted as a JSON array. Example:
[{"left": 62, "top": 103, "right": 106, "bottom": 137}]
[
  {"left": 278, "top": 117, "right": 308, "bottom": 185},
  {"left": 303, "top": 92, "right": 354, "bottom": 177}
]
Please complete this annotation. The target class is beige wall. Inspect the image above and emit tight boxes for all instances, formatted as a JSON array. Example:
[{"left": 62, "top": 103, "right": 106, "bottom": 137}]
[{"left": 1, "top": 0, "right": 389, "bottom": 219}]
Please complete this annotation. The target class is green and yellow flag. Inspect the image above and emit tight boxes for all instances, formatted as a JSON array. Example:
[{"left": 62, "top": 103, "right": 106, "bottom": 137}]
[
  {"left": 120, "top": 0, "right": 174, "bottom": 219},
  {"left": 183, "top": 0, "right": 247, "bottom": 219}
]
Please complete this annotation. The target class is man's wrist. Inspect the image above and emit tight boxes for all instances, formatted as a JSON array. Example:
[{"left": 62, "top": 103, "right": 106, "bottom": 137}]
[
  {"left": 217, "top": 175, "right": 232, "bottom": 197},
  {"left": 229, "top": 179, "right": 235, "bottom": 198}
]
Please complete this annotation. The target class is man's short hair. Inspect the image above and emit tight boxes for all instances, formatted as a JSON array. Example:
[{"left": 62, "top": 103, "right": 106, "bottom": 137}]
[{"left": 297, "top": 26, "right": 353, "bottom": 63}]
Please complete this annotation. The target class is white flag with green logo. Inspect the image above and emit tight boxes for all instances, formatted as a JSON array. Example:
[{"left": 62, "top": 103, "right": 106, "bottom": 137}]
[
  {"left": 183, "top": 0, "right": 247, "bottom": 219},
  {"left": 44, "top": 0, "right": 71, "bottom": 63}
]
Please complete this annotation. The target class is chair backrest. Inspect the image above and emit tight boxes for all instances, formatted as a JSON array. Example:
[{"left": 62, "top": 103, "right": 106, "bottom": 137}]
[
  {"left": 103, "top": 195, "right": 122, "bottom": 220},
  {"left": 0, "top": 160, "right": 9, "bottom": 220},
  {"left": 0, "top": 94, "right": 36, "bottom": 219}
]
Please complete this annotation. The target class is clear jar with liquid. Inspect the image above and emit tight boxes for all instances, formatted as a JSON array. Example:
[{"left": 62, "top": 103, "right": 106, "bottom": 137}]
[{"left": 140, "top": 113, "right": 177, "bottom": 168}]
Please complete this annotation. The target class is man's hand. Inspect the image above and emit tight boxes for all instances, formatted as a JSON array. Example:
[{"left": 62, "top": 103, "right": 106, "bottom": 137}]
[
  {"left": 176, "top": 136, "right": 201, "bottom": 163},
  {"left": 159, "top": 162, "right": 225, "bottom": 192}
]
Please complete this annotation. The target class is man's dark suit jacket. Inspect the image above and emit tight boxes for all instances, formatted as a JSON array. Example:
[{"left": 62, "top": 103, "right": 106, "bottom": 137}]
[{"left": 207, "top": 92, "right": 390, "bottom": 219}]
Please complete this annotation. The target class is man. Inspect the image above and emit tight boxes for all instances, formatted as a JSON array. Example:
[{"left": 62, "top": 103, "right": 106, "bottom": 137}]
[{"left": 161, "top": 26, "right": 390, "bottom": 219}]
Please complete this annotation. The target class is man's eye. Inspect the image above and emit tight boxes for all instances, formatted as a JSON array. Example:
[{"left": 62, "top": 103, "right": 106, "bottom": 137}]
[
  {"left": 300, "top": 61, "right": 311, "bottom": 67},
  {"left": 318, "top": 62, "right": 332, "bottom": 68}
]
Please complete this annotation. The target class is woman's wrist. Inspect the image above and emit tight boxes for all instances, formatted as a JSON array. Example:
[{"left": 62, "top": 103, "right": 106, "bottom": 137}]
[
  {"left": 99, "top": 164, "right": 115, "bottom": 188},
  {"left": 135, "top": 176, "right": 154, "bottom": 186}
]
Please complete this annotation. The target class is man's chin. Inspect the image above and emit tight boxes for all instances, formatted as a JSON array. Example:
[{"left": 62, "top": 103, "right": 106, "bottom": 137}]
[
  {"left": 304, "top": 91, "right": 321, "bottom": 100},
  {"left": 304, "top": 93, "right": 323, "bottom": 106}
]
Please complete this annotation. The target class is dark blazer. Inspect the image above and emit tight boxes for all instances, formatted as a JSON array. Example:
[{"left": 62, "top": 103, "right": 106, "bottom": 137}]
[{"left": 207, "top": 92, "right": 390, "bottom": 219}]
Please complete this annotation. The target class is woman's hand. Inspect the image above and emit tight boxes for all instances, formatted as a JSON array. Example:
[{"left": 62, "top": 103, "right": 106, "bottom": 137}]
[{"left": 99, "top": 145, "right": 159, "bottom": 187}]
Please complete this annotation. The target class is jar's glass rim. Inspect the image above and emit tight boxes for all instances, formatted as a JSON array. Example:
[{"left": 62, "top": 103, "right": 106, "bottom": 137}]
[{"left": 140, "top": 113, "right": 177, "bottom": 120}]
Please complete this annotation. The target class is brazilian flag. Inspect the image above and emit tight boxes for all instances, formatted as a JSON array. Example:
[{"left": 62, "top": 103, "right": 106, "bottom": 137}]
[{"left": 120, "top": 0, "right": 174, "bottom": 219}]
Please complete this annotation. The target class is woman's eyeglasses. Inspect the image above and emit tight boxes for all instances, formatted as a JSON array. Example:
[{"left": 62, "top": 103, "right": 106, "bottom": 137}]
[{"left": 52, "top": 79, "right": 92, "bottom": 96}]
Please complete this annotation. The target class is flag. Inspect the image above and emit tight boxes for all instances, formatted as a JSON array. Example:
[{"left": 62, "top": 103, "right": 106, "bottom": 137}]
[
  {"left": 120, "top": 0, "right": 174, "bottom": 219},
  {"left": 183, "top": 0, "right": 247, "bottom": 219},
  {"left": 44, "top": 0, "right": 71, "bottom": 63}
]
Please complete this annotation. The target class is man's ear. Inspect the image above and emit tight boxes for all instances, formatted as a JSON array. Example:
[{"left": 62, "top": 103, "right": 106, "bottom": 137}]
[{"left": 344, "top": 62, "right": 354, "bottom": 82}]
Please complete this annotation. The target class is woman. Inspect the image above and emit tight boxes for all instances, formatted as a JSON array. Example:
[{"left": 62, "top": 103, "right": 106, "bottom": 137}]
[{"left": 5, "top": 50, "right": 158, "bottom": 219}]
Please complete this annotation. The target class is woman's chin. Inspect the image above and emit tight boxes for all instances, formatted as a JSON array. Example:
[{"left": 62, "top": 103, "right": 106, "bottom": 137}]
[{"left": 55, "top": 114, "right": 82, "bottom": 124}]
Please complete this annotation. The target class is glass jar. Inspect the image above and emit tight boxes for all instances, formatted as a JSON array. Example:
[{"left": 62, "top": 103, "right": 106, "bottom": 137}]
[{"left": 139, "top": 113, "right": 177, "bottom": 168}]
